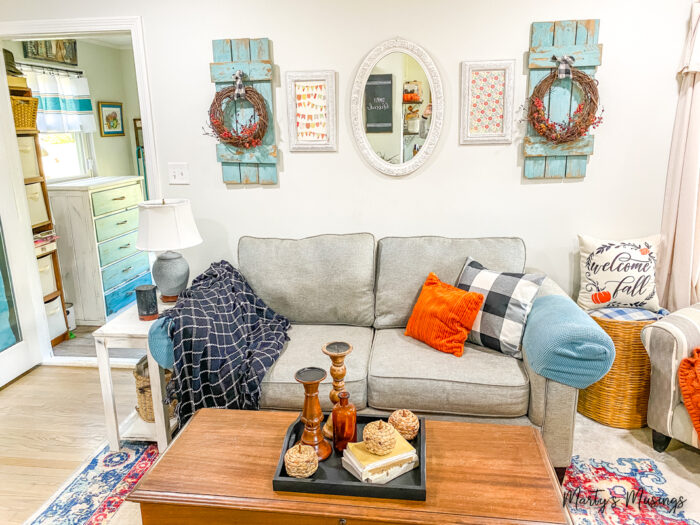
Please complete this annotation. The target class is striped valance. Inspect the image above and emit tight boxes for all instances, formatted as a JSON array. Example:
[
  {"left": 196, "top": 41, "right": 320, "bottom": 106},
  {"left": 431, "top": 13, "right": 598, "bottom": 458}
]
[{"left": 23, "top": 70, "right": 97, "bottom": 133}]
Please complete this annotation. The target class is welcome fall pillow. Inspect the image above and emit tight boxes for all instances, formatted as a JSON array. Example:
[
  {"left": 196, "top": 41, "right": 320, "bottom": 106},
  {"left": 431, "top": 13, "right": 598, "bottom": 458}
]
[{"left": 577, "top": 234, "right": 660, "bottom": 312}]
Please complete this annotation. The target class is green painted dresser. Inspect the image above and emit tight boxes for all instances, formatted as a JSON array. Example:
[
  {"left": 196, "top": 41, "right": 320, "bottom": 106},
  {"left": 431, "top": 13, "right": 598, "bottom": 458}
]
[{"left": 47, "top": 176, "right": 152, "bottom": 325}]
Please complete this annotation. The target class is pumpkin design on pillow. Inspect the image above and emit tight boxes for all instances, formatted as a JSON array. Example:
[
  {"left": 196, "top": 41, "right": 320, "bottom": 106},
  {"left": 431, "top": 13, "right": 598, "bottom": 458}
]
[{"left": 578, "top": 235, "right": 660, "bottom": 312}]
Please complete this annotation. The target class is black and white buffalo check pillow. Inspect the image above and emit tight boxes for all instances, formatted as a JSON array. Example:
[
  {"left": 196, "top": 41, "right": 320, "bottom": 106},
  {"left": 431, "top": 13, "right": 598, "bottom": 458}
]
[{"left": 456, "top": 258, "right": 545, "bottom": 359}]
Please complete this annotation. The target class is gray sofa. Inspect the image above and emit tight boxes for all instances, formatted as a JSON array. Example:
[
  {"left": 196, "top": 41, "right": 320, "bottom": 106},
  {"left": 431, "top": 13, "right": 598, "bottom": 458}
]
[{"left": 238, "top": 233, "right": 578, "bottom": 469}]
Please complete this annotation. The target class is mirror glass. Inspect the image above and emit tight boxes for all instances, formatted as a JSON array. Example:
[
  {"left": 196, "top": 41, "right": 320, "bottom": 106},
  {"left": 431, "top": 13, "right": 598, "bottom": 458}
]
[{"left": 362, "top": 52, "right": 432, "bottom": 165}]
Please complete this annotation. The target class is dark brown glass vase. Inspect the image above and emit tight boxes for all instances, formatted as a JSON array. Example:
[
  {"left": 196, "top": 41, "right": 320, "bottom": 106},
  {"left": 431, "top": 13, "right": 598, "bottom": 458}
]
[{"left": 332, "top": 391, "right": 357, "bottom": 453}]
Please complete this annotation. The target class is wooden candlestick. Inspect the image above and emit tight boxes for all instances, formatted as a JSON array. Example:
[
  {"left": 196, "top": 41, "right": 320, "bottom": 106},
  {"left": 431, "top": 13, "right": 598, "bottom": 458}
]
[
  {"left": 294, "top": 367, "right": 331, "bottom": 461},
  {"left": 321, "top": 341, "right": 353, "bottom": 439}
]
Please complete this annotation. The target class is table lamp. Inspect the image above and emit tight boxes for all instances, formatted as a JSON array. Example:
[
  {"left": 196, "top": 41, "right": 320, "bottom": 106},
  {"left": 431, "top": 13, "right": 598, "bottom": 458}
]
[{"left": 136, "top": 198, "right": 202, "bottom": 302}]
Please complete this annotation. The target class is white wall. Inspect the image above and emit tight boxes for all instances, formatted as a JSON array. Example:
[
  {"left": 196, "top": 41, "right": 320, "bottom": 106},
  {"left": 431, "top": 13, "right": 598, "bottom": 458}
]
[
  {"left": 0, "top": 0, "right": 689, "bottom": 296},
  {"left": 2, "top": 39, "right": 139, "bottom": 177}
]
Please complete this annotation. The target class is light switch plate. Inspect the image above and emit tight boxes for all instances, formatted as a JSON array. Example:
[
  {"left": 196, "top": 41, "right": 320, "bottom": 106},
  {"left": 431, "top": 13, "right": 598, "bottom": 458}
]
[{"left": 168, "top": 162, "right": 190, "bottom": 185}]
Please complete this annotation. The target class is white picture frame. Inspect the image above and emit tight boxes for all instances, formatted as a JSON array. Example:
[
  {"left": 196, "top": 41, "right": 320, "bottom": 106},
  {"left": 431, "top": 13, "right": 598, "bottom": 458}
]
[
  {"left": 460, "top": 60, "right": 515, "bottom": 144},
  {"left": 285, "top": 70, "right": 337, "bottom": 152}
]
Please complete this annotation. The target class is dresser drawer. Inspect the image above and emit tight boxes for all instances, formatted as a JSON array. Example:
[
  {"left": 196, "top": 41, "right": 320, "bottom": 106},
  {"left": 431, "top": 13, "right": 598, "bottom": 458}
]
[
  {"left": 102, "top": 252, "right": 150, "bottom": 292},
  {"left": 38, "top": 254, "right": 57, "bottom": 297},
  {"left": 17, "top": 136, "right": 40, "bottom": 180},
  {"left": 91, "top": 182, "right": 142, "bottom": 216},
  {"left": 25, "top": 183, "right": 49, "bottom": 227},
  {"left": 95, "top": 207, "right": 139, "bottom": 242},
  {"left": 98, "top": 231, "right": 139, "bottom": 267},
  {"left": 44, "top": 296, "right": 67, "bottom": 340},
  {"left": 104, "top": 272, "right": 152, "bottom": 317}
]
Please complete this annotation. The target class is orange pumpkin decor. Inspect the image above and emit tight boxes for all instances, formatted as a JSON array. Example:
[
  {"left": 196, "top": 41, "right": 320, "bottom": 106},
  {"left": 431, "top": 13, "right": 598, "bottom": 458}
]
[
  {"left": 591, "top": 290, "right": 612, "bottom": 305},
  {"left": 640, "top": 248, "right": 650, "bottom": 255}
]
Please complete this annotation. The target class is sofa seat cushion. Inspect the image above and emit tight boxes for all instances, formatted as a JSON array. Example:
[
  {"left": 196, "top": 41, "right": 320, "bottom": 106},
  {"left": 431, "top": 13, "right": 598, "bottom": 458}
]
[
  {"left": 368, "top": 329, "right": 530, "bottom": 417},
  {"left": 260, "top": 324, "right": 373, "bottom": 410}
]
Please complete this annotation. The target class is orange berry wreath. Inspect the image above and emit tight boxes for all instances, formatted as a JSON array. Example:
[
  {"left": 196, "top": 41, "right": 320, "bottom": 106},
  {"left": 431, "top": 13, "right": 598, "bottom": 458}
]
[
  {"left": 528, "top": 67, "right": 603, "bottom": 144},
  {"left": 208, "top": 85, "right": 268, "bottom": 149}
]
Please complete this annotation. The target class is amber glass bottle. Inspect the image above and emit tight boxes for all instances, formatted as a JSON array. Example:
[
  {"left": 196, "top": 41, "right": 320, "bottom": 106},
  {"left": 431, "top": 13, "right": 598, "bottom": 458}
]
[{"left": 332, "top": 391, "right": 357, "bottom": 453}]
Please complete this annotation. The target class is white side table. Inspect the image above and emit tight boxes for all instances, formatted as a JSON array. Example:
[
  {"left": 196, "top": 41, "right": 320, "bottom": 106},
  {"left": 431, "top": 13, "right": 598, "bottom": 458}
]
[{"left": 93, "top": 300, "right": 174, "bottom": 452}]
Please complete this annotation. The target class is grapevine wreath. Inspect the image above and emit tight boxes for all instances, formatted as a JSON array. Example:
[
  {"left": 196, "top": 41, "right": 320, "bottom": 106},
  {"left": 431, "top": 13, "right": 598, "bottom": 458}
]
[
  {"left": 528, "top": 66, "right": 603, "bottom": 144},
  {"left": 208, "top": 85, "right": 268, "bottom": 149}
]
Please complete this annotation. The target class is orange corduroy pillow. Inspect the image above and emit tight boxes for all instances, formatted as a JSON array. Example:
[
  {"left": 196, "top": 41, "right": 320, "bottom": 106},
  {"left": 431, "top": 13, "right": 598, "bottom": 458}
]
[{"left": 405, "top": 273, "right": 484, "bottom": 357}]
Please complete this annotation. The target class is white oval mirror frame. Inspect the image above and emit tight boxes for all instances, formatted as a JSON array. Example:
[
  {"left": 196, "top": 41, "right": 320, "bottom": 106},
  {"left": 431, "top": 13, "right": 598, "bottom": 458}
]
[{"left": 350, "top": 38, "right": 444, "bottom": 177}]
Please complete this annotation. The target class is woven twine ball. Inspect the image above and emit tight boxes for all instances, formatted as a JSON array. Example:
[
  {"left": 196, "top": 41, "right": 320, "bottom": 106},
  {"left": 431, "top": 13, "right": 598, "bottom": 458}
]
[
  {"left": 363, "top": 420, "right": 397, "bottom": 456},
  {"left": 284, "top": 443, "right": 318, "bottom": 478},
  {"left": 389, "top": 409, "right": 419, "bottom": 441}
]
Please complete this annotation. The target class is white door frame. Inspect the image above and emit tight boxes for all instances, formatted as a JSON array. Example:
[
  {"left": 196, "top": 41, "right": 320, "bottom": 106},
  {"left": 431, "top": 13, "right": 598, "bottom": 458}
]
[{"left": 0, "top": 17, "right": 161, "bottom": 379}]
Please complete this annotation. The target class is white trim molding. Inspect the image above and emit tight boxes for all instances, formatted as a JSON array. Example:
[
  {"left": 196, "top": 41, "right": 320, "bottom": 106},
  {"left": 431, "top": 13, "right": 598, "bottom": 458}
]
[
  {"left": 460, "top": 59, "right": 515, "bottom": 145},
  {"left": 350, "top": 37, "right": 444, "bottom": 177},
  {"left": 285, "top": 70, "right": 337, "bottom": 152}
]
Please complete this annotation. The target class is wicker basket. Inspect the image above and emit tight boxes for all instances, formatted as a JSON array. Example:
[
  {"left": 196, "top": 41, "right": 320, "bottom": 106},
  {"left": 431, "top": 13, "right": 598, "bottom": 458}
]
[
  {"left": 577, "top": 316, "right": 653, "bottom": 429},
  {"left": 11, "top": 96, "right": 38, "bottom": 131},
  {"left": 134, "top": 356, "right": 176, "bottom": 423}
]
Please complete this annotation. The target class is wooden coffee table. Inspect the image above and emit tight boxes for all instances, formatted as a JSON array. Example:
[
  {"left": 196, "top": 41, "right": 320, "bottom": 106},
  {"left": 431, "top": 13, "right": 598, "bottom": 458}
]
[{"left": 130, "top": 409, "right": 571, "bottom": 524}]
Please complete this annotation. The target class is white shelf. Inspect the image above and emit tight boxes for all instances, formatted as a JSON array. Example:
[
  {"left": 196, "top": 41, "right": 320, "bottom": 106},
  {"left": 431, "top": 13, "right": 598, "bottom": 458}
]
[{"left": 119, "top": 410, "right": 178, "bottom": 442}]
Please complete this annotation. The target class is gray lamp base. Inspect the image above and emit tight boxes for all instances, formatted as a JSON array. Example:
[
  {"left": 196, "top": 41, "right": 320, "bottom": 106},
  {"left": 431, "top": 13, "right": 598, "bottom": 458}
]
[{"left": 152, "top": 250, "right": 190, "bottom": 302}]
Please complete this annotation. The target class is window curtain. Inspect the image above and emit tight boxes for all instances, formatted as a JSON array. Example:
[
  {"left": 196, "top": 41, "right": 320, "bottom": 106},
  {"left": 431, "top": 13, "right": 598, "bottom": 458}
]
[
  {"left": 658, "top": 1, "right": 700, "bottom": 311},
  {"left": 23, "top": 70, "right": 97, "bottom": 133}
]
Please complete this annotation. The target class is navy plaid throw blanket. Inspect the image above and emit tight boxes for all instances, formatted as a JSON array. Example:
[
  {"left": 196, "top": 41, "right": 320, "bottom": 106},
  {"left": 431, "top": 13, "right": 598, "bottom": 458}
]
[{"left": 161, "top": 261, "right": 289, "bottom": 424}]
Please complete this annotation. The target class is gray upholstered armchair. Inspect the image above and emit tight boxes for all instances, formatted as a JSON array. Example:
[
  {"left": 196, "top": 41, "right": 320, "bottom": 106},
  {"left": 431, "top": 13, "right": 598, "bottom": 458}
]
[{"left": 641, "top": 305, "right": 700, "bottom": 451}]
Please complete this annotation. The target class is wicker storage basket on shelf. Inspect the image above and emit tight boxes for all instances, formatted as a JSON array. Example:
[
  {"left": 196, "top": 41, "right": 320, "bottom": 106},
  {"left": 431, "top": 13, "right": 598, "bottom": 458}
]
[
  {"left": 577, "top": 316, "right": 653, "bottom": 429},
  {"left": 11, "top": 96, "right": 38, "bottom": 131},
  {"left": 133, "top": 356, "right": 176, "bottom": 423}
]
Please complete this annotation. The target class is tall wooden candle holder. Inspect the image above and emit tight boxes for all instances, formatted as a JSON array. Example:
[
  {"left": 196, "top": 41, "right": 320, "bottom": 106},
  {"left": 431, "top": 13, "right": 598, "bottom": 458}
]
[
  {"left": 294, "top": 367, "right": 332, "bottom": 461},
  {"left": 321, "top": 341, "right": 353, "bottom": 439}
]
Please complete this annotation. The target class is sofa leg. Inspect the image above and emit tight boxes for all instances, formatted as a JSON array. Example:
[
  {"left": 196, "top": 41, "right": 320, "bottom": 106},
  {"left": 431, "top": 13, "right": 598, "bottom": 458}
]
[
  {"left": 652, "top": 430, "right": 672, "bottom": 452},
  {"left": 554, "top": 467, "right": 566, "bottom": 485}
]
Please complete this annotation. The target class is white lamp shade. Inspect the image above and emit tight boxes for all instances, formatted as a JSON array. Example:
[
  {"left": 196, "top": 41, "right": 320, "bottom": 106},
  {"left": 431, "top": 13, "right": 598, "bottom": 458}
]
[{"left": 136, "top": 198, "right": 203, "bottom": 252}]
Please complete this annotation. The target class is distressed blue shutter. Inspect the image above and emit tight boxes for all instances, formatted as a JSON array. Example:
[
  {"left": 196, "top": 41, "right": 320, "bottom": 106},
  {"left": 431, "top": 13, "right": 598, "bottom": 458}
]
[{"left": 524, "top": 20, "right": 601, "bottom": 179}]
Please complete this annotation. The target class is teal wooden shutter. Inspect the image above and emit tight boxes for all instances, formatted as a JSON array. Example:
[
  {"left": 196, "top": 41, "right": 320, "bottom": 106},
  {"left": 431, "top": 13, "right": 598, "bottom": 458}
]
[
  {"left": 210, "top": 38, "right": 278, "bottom": 184},
  {"left": 524, "top": 20, "right": 601, "bottom": 179}
]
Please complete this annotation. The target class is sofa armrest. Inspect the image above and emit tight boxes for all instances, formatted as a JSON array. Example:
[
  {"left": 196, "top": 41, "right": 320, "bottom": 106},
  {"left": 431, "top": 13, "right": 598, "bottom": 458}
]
[
  {"left": 521, "top": 349, "right": 578, "bottom": 468},
  {"left": 641, "top": 304, "right": 700, "bottom": 435},
  {"left": 524, "top": 267, "right": 568, "bottom": 299}
]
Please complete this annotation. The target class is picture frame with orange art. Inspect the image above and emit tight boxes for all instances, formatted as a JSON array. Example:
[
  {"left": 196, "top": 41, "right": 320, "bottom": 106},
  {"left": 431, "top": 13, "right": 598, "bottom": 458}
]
[{"left": 285, "top": 71, "right": 337, "bottom": 152}]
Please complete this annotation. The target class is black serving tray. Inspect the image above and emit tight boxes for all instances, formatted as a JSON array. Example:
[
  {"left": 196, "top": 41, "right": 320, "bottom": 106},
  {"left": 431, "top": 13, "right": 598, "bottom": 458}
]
[{"left": 272, "top": 414, "right": 426, "bottom": 501}]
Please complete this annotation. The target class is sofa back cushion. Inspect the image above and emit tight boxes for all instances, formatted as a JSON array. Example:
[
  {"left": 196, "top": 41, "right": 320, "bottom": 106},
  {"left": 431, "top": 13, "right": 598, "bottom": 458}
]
[
  {"left": 238, "top": 233, "right": 375, "bottom": 326},
  {"left": 374, "top": 236, "right": 526, "bottom": 328}
]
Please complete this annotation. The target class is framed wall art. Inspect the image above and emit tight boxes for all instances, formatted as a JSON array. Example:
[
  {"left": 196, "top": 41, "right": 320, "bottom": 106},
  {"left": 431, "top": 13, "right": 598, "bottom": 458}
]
[
  {"left": 285, "top": 70, "right": 337, "bottom": 151},
  {"left": 23, "top": 39, "right": 78, "bottom": 66},
  {"left": 97, "top": 102, "right": 125, "bottom": 137},
  {"left": 460, "top": 60, "right": 514, "bottom": 144}
]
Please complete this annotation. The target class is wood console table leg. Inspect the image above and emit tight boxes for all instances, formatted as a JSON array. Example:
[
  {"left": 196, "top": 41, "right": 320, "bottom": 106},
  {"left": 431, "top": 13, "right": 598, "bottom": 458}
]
[
  {"left": 147, "top": 346, "right": 172, "bottom": 453},
  {"left": 95, "top": 337, "right": 120, "bottom": 451}
]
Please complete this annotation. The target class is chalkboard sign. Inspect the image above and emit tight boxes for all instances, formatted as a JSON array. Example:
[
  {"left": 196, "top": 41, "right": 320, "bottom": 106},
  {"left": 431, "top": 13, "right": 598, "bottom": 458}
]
[{"left": 365, "top": 74, "right": 393, "bottom": 133}]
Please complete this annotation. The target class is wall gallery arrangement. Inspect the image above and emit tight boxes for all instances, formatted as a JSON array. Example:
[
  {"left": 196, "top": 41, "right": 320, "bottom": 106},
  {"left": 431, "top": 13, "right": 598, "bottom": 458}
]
[
  {"left": 285, "top": 70, "right": 337, "bottom": 151},
  {"left": 204, "top": 23, "right": 603, "bottom": 184}
]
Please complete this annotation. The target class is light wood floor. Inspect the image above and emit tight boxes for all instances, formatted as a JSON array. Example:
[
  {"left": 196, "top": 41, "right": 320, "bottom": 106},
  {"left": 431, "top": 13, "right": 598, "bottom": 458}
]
[
  {"left": 53, "top": 325, "right": 146, "bottom": 359},
  {"left": 0, "top": 366, "right": 137, "bottom": 524}
]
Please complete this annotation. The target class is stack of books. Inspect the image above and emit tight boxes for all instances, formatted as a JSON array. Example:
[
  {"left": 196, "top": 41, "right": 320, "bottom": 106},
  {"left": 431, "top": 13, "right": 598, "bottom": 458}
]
[{"left": 342, "top": 427, "right": 418, "bottom": 484}]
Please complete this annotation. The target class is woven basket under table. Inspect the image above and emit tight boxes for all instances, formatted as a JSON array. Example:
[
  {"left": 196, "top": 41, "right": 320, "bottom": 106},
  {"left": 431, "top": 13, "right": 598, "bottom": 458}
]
[
  {"left": 577, "top": 316, "right": 653, "bottom": 429},
  {"left": 134, "top": 356, "right": 176, "bottom": 423}
]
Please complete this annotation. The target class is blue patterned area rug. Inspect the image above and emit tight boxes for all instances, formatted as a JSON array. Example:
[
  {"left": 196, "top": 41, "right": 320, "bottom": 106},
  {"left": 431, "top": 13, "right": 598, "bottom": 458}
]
[
  {"left": 26, "top": 441, "right": 158, "bottom": 525},
  {"left": 564, "top": 456, "right": 700, "bottom": 524}
]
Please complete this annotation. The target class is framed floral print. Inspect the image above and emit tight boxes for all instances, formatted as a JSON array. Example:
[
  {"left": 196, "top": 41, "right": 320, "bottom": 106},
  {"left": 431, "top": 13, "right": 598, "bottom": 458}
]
[
  {"left": 285, "top": 71, "right": 337, "bottom": 151},
  {"left": 460, "top": 60, "right": 514, "bottom": 144},
  {"left": 97, "top": 102, "right": 125, "bottom": 137}
]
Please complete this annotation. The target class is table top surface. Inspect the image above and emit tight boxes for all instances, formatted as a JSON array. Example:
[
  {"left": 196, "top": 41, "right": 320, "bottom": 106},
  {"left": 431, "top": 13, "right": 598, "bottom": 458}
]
[
  {"left": 130, "top": 409, "right": 568, "bottom": 525},
  {"left": 93, "top": 299, "right": 171, "bottom": 339}
]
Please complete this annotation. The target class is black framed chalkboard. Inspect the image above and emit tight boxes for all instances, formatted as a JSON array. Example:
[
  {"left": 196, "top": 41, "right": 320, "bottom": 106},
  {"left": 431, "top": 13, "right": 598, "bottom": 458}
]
[{"left": 364, "top": 74, "right": 393, "bottom": 133}]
